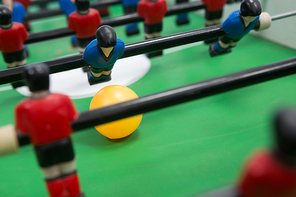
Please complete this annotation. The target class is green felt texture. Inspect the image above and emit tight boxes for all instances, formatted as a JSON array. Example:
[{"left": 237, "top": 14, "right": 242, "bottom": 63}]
[{"left": 0, "top": 3, "right": 296, "bottom": 197}]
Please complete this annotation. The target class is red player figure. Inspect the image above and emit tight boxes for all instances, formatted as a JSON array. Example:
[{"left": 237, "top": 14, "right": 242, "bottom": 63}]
[
  {"left": 201, "top": 0, "right": 228, "bottom": 44},
  {"left": 0, "top": 5, "right": 28, "bottom": 68},
  {"left": 68, "top": 0, "right": 101, "bottom": 53},
  {"left": 15, "top": 63, "right": 84, "bottom": 197},
  {"left": 137, "top": 0, "right": 167, "bottom": 58},
  {"left": 238, "top": 108, "right": 296, "bottom": 197}
]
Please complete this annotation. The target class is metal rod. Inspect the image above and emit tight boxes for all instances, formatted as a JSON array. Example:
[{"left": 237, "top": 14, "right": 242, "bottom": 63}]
[
  {"left": 24, "top": 1, "right": 206, "bottom": 44},
  {"left": 16, "top": 57, "right": 296, "bottom": 146},
  {"left": 30, "top": 0, "right": 57, "bottom": 5},
  {"left": 271, "top": 10, "right": 296, "bottom": 21},
  {"left": 0, "top": 25, "right": 225, "bottom": 85},
  {"left": 71, "top": 57, "right": 296, "bottom": 131},
  {"left": 24, "top": 0, "right": 121, "bottom": 21}
]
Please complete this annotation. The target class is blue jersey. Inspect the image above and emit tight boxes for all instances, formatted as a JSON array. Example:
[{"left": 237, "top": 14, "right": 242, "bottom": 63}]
[
  {"left": 59, "top": 0, "right": 77, "bottom": 17},
  {"left": 120, "top": 0, "right": 139, "bottom": 7},
  {"left": 222, "top": 10, "right": 259, "bottom": 39},
  {"left": 83, "top": 38, "right": 125, "bottom": 69},
  {"left": 12, "top": 2, "right": 26, "bottom": 24}
]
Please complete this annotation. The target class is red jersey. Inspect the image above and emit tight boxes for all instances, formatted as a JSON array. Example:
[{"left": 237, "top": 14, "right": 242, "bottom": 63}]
[
  {"left": 0, "top": 22, "right": 27, "bottom": 53},
  {"left": 14, "top": 0, "right": 31, "bottom": 9},
  {"left": 238, "top": 151, "right": 296, "bottom": 197},
  {"left": 137, "top": 0, "right": 167, "bottom": 24},
  {"left": 68, "top": 9, "right": 101, "bottom": 38},
  {"left": 201, "top": 0, "right": 227, "bottom": 11},
  {"left": 16, "top": 93, "right": 78, "bottom": 146}
]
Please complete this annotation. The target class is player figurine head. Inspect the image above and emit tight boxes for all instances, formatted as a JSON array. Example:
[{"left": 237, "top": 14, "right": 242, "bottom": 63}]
[
  {"left": 274, "top": 108, "right": 296, "bottom": 165},
  {"left": 23, "top": 64, "right": 50, "bottom": 93},
  {"left": 240, "top": 0, "right": 262, "bottom": 17},
  {"left": 0, "top": 5, "right": 12, "bottom": 27},
  {"left": 96, "top": 25, "right": 117, "bottom": 48},
  {"left": 75, "top": 0, "right": 90, "bottom": 14}
]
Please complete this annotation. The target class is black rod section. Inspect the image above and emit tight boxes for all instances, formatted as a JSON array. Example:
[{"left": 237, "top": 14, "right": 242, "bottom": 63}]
[
  {"left": 24, "top": 0, "right": 121, "bottom": 21},
  {"left": 16, "top": 57, "right": 296, "bottom": 147},
  {"left": 0, "top": 25, "right": 225, "bottom": 85},
  {"left": 30, "top": 0, "right": 57, "bottom": 6},
  {"left": 25, "top": 1, "right": 206, "bottom": 44},
  {"left": 71, "top": 57, "right": 296, "bottom": 130}
]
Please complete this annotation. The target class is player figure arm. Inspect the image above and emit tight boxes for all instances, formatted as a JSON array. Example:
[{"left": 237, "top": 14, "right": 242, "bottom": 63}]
[
  {"left": 64, "top": 96, "right": 79, "bottom": 122},
  {"left": 137, "top": 1, "right": 145, "bottom": 18},
  {"left": 68, "top": 14, "right": 76, "bottom": 31},
  {"left": 96, "top": 11, "right": 102, "bottom": 27},
  {"left": 22, "top": 25, "right": 28, "bottom": 41},
  {"left": 254, "top": 12, "right": 271, "bottom": 31},
  {"left": 2, "top": 0, "right": 13, "bottom": 10},
  {"left": 117, "top": 38, "right": 125, "bottom": 58},
  {"left": 163, "top": 0, "right": 168, "bottom": 13}
]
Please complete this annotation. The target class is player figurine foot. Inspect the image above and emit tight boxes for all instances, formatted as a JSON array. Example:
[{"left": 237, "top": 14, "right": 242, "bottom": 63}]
[
  {"left": 146, "top": 51, "right": 163, "bottom": 58},
  {"left": 87, "top": 71, "right": 111, "bottom": 85},
  {"left": 209, "top": 44, "right": 231, "bottom": 57},
  {"left": 176, "top": 18, "right": 189, "bottom": 26},
  {"left": 126, "top": 27, "right": 140, "bottom": 36},
  {"left": 204, "top": 37, "right": 218, "bottom": 44},
  {"left": 176, "top": 13, "right": 189, "bottom": 26}
]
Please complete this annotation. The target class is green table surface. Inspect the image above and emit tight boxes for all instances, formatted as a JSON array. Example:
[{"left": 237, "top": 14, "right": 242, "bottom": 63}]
[{"left": 1, "top": 3, "right": 296, "bottom": 197}]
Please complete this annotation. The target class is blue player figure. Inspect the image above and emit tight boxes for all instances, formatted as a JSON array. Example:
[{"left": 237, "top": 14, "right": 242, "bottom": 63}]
[
  {"left": 1, "top": 0, "right": 13, "bottom": 10},
  {"left": 59, "top": 0, "right": 76, "bottom": 17},
  {"left": 11, "top": 1, "right": 26, "bottom": 24},
  {"left": 209, "top": 0, "right": 271, "bottom": 57},
  {"left": 120, "top": 0, "right": 140, "bottom": 36},
  {"left": 176, "top": 0, "right": 189, "bottom": 25},
  {"left": 83, "top": 25, "right": 125, "bottom": 85},
  {"left": 58, "top": 0, "right": 78, "bottom": 47}
]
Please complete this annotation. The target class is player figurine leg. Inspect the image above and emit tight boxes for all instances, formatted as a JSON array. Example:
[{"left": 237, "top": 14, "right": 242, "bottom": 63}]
[
  {"left": 137, "top": 0, "right": 167, "bottom": 58},
  {"left": 176, "top": 0, "right": 189, "bottom": 25},
  {"left": 83, "top": 25, "right": 125, "bottom": 85},
  {"left": 201, "top": 0, "right": 228, "bottom": 44},
  {"left": 209, "top": 0, "right": 271, "bottom": 57},
  {"left": 123, "top": 5, "right": 139, "bottom": 36},
  {"left": 238, "top": 108, "right": 296, "bottom": 197},
  {"left": 15, "top": 64, "right": 84, "bottom": 197},
  {"left": 204, "top": 9, "right": 224, "bottom": 44},
  {"left": 144, "top": 23, "right": 164, "bottom": 58}
]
